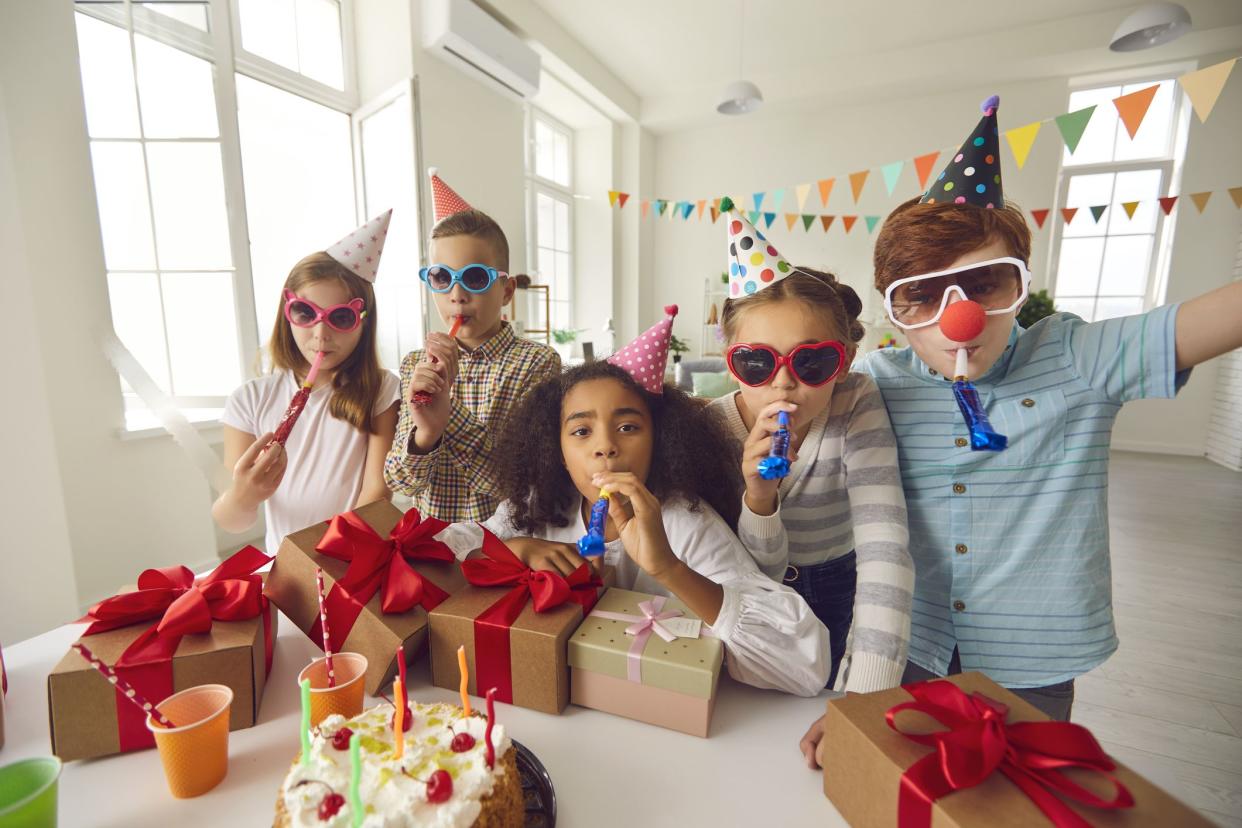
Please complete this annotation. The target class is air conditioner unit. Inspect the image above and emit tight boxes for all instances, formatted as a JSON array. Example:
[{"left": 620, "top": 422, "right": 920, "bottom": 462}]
[{"left": 422, "top": 0, "right": 541, "bottom": 101}]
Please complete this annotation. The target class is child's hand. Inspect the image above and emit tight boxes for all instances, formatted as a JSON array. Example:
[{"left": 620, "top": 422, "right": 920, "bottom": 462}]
[
  {"left": 424, "top": 333, "right": 461, "bottom": 388},
  {"left": 505, "top": 537, "right": 591, "bottom": 577},
  {"left": 799, "top": 714, "right": 826, "bottom": 770},
  {"left": 592, "top": 471, "right": 679, "bottom": 581},
  {"left": 232, "top": 432, "right": 286, "bottom": 508},
  {"left": 407, "top": 358, "right": 452, "bottom": 450},
  {"left": 741, "top": 401, "right": 800, "bottom": 516}
]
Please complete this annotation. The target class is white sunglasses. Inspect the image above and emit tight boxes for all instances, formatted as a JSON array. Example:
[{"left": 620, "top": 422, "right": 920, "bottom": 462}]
[{"left": 884, "top": 256, "right": 1031, "bottom": 331}]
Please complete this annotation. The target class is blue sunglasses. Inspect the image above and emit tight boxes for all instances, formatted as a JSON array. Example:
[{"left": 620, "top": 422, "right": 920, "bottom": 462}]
[{"left": 418, "top": 263, "right": 508, "bottom": 294}]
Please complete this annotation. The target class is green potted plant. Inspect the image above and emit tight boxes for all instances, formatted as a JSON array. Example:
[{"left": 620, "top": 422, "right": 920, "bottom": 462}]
[
  {"left": 551, "top": 328, "right": 584, "bottom": 360},
  {"left": 669, "top": 334, "right": 690, "bottom": 364},
  {"left": 1017, "top": 289, "right": 1057, "bottom": 329}
]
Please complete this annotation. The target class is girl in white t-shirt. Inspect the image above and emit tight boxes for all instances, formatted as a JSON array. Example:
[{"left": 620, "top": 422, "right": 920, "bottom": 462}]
[{"left": 214, "top": 214, "right": 401, "bottom": 553}]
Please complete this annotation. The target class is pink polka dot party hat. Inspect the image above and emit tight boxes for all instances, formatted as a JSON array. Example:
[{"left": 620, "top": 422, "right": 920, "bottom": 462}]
[
  {"left": 607, "top": 304, "right": 679, "bottom": 394},
  {"left": 721, "top": 197, "right": 794, "bottom": 299},
  {"left": 920, "top": 94, "right": 1005, "bottom": 209},
  {"left": 428, "top": 166, "right": 473, "bottom": 223}
]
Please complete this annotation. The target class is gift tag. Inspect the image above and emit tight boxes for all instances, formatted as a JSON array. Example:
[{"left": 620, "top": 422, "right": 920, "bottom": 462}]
[{"left": 658, "top": 617, "right": 702, "bottom": 639}]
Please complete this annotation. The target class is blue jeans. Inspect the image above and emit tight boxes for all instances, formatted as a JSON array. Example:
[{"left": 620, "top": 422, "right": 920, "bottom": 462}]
[{"left": 783, "top": 552, "right": 856, "bottom": 689}]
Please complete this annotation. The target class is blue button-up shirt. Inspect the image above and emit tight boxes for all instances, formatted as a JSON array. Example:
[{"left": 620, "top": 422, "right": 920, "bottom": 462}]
[{"left": 856, "top": 305, "right": 1185, "bottom": 688}]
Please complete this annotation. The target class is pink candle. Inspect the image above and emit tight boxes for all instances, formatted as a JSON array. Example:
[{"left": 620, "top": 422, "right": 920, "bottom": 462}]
[
  {"left": 317, "top": 567, "right": 336, "bottom": 688},
  {"left": 484, "top": 687, "right": 497, "bottom": 769}
]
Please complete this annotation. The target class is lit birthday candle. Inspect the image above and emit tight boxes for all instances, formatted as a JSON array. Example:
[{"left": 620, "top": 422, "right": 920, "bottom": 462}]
[{"left": 457, "top": 645, "right": 472, "bottom": 717}]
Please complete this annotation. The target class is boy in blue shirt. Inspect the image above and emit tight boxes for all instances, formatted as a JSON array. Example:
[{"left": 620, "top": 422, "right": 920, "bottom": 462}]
[{"left": 802, "top": 95, "right": 1242, "bottom": 767}]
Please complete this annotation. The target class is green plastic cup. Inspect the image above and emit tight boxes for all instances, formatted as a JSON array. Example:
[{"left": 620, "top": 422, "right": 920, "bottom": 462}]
[{"left": 0, "top": 756, "right": 61, "bottom": 828}]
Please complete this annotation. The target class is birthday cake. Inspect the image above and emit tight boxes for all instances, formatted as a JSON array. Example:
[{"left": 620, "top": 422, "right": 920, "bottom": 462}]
[{"left": 274, "top": 701, "right": 523, "bottom": 828}]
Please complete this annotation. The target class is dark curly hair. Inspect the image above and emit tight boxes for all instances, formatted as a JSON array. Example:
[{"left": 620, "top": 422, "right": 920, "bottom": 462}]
[{"left": 494, "top": 361, "right": 743, "bottom": 536}]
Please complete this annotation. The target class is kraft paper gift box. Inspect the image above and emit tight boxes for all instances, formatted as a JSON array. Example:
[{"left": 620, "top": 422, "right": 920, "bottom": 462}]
[
  {"left": 568, "top": 587, "right": 722, "bottom": 737},
  {"left": 428, "top": 528, "right": 609, "bottom": 715},
  {"left": 821, "top": 671, "right": 1214, "bottom": 828},
  {"left": 265, "top": 500, "right": 466, "bottom": 695},
  {"left": 47, "top": 546, "right": 276, "bottom": 762}
]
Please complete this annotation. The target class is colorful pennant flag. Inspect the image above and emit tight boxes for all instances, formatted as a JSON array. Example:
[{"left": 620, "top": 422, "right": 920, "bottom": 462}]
[
  {"left": 1061, "top": 207, "right": 1078, "bottom": 224},
  {"left": 1122, "top": 201, "right": 1140, "bottom": 219},
  {"left": 656, "top": 199, "right": 668, "bottom": 216},
  {"left": 784, "top": 213, "right": 799, "bottom": 230},
  {"left": 710, "top": 205, "right": 720, "bottom": 223},
  {"left": 795, "top": 183, "right": 812, "bottom": 211},
  {"left": 880, "top": 161, "right": 904, "bottom": 196},
  {"left": 913, "top": 151, "right": 941, "bottom": 190},
  {"left": 849, "top": 171, "right": 869, "bottom": 203},
  {"left": 1190, "top": 191, "right": 1212, "bottom": 213},
  {"left": 1114, "top": 84, "right": 1159, "bottom": 139},
  {"left": 618, "top": 192, "right": 630, "bottom": 208},
  {"left": 641, "top": 200, "right": 650, "bottom": 219},
  {"left": 696, "top": 200, "right": 706, "bottom": 219},
  {"left": 608, "top": 190, "right": 619, "bottom": 207},
  {"left": 680, "top": 202, "right": 694, "bottom": 219},
  {"left": 1089, "top": 205, "right": 1108, "bottom": 223},
  {"left": 1158, "top": 196, "right": 1178, "bottom": 215},
  {"left": 1005, "top": 122, "right": 1042, "bottom": 169},
  {"left": 1054, "top": 106, "right": 1096, "bottom": 154},
  {"left": 771, "top": 189, "right": 786, "bottom": 213},
  {"left": 801, "top": 214, "right": 815, "bottom": 231},
  {"left": 1030, "top": 208, "right": 1049, "bottom": 229},
  {"left": 748, "top": 210, "right": 761, "bottom": 225},
  {"left": 753, "top": 192, "right": 765, "bottom": 211},
  {"left": 1231, "top": 187, "right": 1242, "bottom": 209},
  {"left": 820, "top": 215, "right": 835, "bottom": 232},
  {"left": 865, "top": 215, "right": 881, "bottom": 233},
  {"left": 817, "top": 178, "right": 835, "bottom": 207},
  {"left": 842, "top": 215, "right": 858, "bottom": 233},
  {"left": 1179, "top": 58, "right": 1237, "bottom": 123},
  {"left": 763, "top": 212, "right": 777, "bottom": 228}
]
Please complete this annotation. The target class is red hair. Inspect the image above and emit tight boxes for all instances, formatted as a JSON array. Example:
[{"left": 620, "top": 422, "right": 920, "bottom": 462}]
[{"left": 873, "top": 198, "right": 1031, "bottom": 294}]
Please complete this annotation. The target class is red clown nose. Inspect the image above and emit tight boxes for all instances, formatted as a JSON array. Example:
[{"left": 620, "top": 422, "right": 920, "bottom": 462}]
[{"left": 939, "top": 300, "right": 986, "bottom": 343}]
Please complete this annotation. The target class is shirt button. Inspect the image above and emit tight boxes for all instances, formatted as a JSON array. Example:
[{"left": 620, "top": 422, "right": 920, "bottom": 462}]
[
  {"left": 928, "top": 367, "right": 938, "bottom": 376},
  {"left": 953, "top": 600, "right": 966, "bottom": 612},
  {"left": 1022, "top": 398, "right": 1036, "bottom": 407},
  {"left": 954, "top": 437, "right": 968, "bottom": 447},
  {"left": 952, "top": 483, "right": 966, "bottom": 494},
  {"left": 955, "top": 544, "right": 968, "bottom": 554}
]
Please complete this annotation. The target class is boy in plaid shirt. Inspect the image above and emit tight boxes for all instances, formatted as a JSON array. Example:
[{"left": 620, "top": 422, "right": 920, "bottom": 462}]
[{"left": 384, "top": 170, "right": 560, "bottom": 521}]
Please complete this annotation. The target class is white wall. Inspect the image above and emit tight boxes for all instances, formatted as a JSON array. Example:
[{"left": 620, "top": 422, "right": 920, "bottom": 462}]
[
  {"left": 649, "top": 57, "right": 1242, "bottom": 457},
  {"left": 0, "top": 0, "right": 220, "bottom": 632}
]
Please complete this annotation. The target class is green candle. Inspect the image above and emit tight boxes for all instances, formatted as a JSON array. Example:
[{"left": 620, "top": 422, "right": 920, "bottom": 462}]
[
  {"left": 349, "top": 731, "right": 363, "bottom": 828},
  {"left": 299, "top": 678, "right": 312, "bottom": 766}
]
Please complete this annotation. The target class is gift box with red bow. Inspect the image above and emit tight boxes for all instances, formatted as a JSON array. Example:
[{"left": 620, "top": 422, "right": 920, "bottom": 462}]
[
  {"left": 821, "top": 671, "right": 1213, "bottom": 827},
  {"left": 568, "top": 588, "right": 722, "bottom": 737},
  {"left": 265, "top": 500, "right": 466, "bottom": 695},
  {"left": 47, "top": 545, "right": 276, "bottom": 761},
  {"left": 428, "top": 529, "right": 612, "bottom": 715}
]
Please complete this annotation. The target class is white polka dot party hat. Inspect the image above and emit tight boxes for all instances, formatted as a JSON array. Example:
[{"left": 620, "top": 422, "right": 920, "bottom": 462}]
[
  {"left": 721, "top": 197, "right": 794, "bottom": 299},
  {"left": 920, "top": 95, "right": 1005, "bottom": 208},
  {"left": 429, "top": 167, "right": 473, "bottom": 223},
  {"left": 607, "top": 304, "right": 678, "bottom": 394},
  {"left": 325, "top": 209, "right": 392, "bottom": 283}
]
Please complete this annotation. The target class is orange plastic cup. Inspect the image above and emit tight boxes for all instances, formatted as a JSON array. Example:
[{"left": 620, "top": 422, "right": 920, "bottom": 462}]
[
  {"left": 145, "top": 684, "right": 233, "bottom": 799},
  {"left": 297, "top": 653, "right": 367, "bottom": 730}
]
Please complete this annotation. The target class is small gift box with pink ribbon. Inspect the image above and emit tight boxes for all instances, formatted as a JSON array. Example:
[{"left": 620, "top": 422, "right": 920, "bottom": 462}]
[
  {"left": 568, "top": 587, "right": 723, "bottom": 737},
  {"left": 265, "top": 500, "right": 466, "bottom": 695},
  {"left": 47, "top": 545, "right": 277, "bottom": 761},
  {"left": 821, "top": 671, "right": 1213, "bottom": 828}
]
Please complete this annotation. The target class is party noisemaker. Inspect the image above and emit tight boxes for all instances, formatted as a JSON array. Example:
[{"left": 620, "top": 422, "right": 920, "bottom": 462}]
[
  {"left": 577, "top": 490, "right": 610, "bottom": 557},
  {"left": 941, "top": 302, "right": 1007, "bottom": 452},
  {"left": 758, "top": 411, "right": 792, "bottom": 479},
  {"left": 411, "top": 316, "right": 463, "bottom": 407},
  {"left": 273, "top": 351, "right": 325, "bottom": 446}
]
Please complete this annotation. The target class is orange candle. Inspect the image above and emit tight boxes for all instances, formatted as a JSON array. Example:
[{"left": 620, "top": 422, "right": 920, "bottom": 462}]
[
  {"left": 393, "top": 678, "right": 405, "bottom": 760},
  {"left": 457, "top": 645, "right": 471, "bottom": 716}
]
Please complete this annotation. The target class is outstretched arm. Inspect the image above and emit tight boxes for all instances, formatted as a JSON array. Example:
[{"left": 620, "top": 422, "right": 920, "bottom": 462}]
[{"left": 1175, "top": 280, "right": 1242, "bottom": 371}]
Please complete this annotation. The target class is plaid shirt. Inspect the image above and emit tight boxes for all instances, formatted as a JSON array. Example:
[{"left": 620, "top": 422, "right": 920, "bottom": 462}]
[{"left": 384, "top": 323, "right": 561, "bottom": 522}]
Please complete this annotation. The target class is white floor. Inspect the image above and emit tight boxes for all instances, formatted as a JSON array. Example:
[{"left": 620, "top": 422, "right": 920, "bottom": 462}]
[{"left": 1074, "top": 451, "right": 1242, "bottom": 826}]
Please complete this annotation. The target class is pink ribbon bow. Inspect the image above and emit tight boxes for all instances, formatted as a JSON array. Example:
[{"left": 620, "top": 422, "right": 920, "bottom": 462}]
[{"left": 590, "top": 596, "right": 684, "bottom": 683}]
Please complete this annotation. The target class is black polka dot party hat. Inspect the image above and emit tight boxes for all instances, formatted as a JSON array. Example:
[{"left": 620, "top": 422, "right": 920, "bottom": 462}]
[{"left": 920, "top": 95, "right": 1005, "bottom": 209}]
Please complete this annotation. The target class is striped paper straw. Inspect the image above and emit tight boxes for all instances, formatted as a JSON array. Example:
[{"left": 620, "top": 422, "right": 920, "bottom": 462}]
[
  {"left": 72, "top": 641, "right": 176, "bottom": 728},
  {"left": 316, "top": 567, "right": 336, "bottom": 688}
]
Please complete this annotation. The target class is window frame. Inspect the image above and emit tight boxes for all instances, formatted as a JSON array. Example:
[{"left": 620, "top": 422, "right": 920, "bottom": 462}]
[
  {"left": 74, "top": 0, "right": 360, "bottom": 427},
  {"left": 525, "top": 107, "right": 575, "bottom": 333},
  {"left": 1045, "top": 68, "right": 1193, "bottom": 323}
]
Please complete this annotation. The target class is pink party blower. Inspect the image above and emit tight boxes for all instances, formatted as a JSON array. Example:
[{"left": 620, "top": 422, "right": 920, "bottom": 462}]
[
  {"left": 411, "top": 316, "right": 463, "bottom": 406},
  {"left": 272, "top": 351, "right": 325, "bottom": 446}
]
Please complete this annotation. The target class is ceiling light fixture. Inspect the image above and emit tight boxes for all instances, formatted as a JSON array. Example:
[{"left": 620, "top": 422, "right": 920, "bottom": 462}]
[
  {"left": 1109, "top": 2, "right": 1192, "bottom": 51},
  {"left": 717, "top": 0, "right": 763, "bottom": 115}
]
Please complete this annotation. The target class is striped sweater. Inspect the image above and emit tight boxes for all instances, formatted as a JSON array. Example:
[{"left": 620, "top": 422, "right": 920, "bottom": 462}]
[{"left": 708, "top": 371, "right": 914, "bottom": 693}]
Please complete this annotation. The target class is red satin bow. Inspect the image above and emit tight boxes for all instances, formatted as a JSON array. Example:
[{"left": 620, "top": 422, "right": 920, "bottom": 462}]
[
  {"left": 887, "top": 680, "right": 1134, "bottom": 828},
  {"left": 462, "top": 528, "right": 603, "bottom": 703},
  {"left": 310, "top": 508, "right": 455, "bottom": 652}
]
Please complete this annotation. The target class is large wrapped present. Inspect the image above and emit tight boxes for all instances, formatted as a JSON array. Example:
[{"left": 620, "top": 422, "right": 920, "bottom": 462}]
[
  {"left": 821, "top": 671, "right": 1214, "bottom": 827},
  {"left": 569, "top": 587, "right": 722, "bottom": 737},
  {"left": 265, "top": 500, "right": 466, "bottom": 695},
  {"left": 428, "top": 528, "right": 609, "bottom": 714},
  {"left": 47, "top": 546, "right": 276, "bottom": 761}
]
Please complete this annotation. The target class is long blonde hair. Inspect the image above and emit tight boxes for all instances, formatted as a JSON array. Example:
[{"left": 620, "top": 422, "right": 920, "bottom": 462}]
[{"left": 268, "top": 252, "right": 385, "bottom": 434}]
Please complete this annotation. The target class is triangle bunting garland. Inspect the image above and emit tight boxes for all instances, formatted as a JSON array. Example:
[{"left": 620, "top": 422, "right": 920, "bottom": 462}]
[
  {"left": 913, "top": 151, "right": 941, "bottom": 190},
  {"left": 1190, "top": 191, "right": 1212, "bottom": 213},
  {"left": 1179, "top": 58, "right": 1237, "bottom": 123},
  {"left": 1030, "top": 208, "right": 1049, "bottom": 229},
  {"left": 881, "top": 161, "right": 904, "bottom": 196},
  {"left": 820, "top": 215, "right": 835, "bottom": 232},
  {"left": 817, "top": 178, "right": 835, "bottom": 206},
  {"left": 865, "top": 215, "right": 881, "bottom": 233},
  {"left": 849, "top": 171, "right": 869, "bottom": 203},
  {"left": 1005, "top": 122, "right": 1042, "bottom": 169},
  {"left": 1054, "top": 106, "right": 1096, "bottom": 154},
  {"left": 1121, "top": 201, "right": 1140, "bottom": 219},
  {"left": 1114, "top": 84, "right": 1160, "bottom": 139}
]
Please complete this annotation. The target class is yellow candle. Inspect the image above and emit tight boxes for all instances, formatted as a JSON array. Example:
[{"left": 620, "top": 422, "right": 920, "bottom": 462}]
[
  {"left": 393, "top": 678, "right": 405, "bottom": 760},
  {"left": 457, "top": 645, "right": 472, "bottom": 717}
]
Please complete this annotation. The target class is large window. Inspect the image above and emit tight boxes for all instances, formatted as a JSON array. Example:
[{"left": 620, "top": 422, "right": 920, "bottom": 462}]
[
  {"left": 527, "top": 110, "right": 573, "bottom": 332},
  {"left": 75, "top": 0, "right": 422, "bottom": 431},
  {"left": 1050, "top": 76, "right": 1190, "bottom": 322}
]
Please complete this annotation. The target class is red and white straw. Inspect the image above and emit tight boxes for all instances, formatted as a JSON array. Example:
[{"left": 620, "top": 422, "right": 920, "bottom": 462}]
[
  {"left": 316, "top": 567, "right": 336, "bottom": 688},
  {"left": 72, "top": 641, "right": 176, "bottom": 728}
]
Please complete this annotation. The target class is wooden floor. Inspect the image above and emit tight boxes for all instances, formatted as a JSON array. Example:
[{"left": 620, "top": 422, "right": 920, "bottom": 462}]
[{"left": 1073, "top": 451, "right": 1242, "bottom": 826}]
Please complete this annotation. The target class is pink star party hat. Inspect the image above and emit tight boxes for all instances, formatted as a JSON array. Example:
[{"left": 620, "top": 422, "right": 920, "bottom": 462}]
[{"left": 607, "top": 305, "right": 678, "bottom": 394}]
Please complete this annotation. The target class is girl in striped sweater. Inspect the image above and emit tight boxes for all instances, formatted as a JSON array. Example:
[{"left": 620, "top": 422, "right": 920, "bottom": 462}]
[{"left": 708, "top": 208, "right": 913, "bottom": 710}]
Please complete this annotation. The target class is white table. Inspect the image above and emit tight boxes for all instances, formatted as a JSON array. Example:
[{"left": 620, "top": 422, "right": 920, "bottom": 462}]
[{"left": 1, "top": 612, "right": 849, "bottom": 827}]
